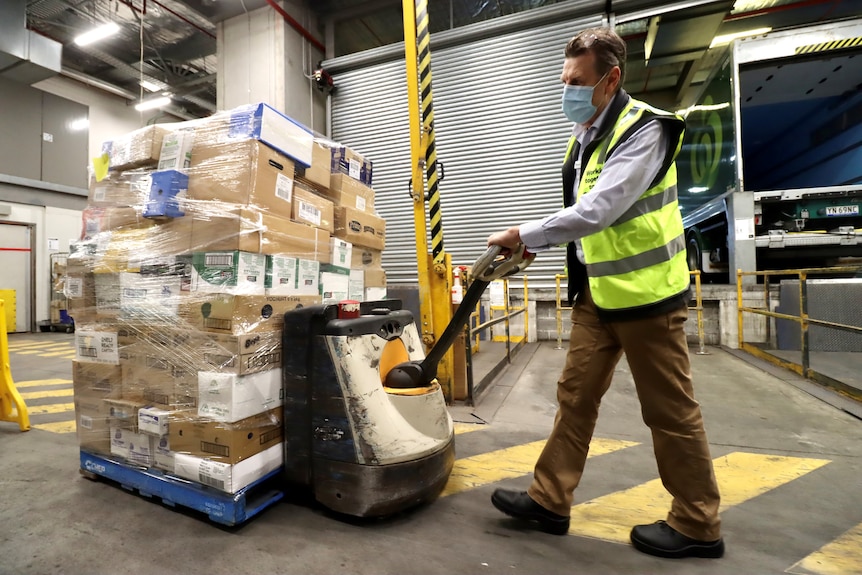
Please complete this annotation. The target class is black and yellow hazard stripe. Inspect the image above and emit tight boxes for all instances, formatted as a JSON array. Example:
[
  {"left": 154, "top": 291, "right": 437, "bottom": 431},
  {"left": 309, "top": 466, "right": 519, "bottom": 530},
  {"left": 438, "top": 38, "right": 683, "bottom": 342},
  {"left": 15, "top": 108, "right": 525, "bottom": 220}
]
[
  {"left": 795, "top": 36, "right": 862, "bottom": 55},
  {"left": 415, "top": 0, "right": 444, "bottom": 264}
]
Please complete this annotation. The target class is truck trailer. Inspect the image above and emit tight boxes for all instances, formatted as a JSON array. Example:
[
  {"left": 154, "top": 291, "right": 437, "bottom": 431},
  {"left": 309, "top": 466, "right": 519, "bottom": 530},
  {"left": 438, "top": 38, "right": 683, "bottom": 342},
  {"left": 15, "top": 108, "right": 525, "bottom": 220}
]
[{"left": 677, "top": 19, "right": 862, "bottom": 280}]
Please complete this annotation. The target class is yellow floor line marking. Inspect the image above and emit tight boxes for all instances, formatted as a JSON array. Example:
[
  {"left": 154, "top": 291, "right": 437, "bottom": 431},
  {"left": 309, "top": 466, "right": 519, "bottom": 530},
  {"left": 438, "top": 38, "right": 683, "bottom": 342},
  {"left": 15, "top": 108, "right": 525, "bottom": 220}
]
[
  {"left": 27, "top": 402, "right": 75, "bottom": 415},
  {"left": 32, "top": 419, "right": 76, "bottom": 434},
  {"left": 454, "top": 422, "right": 486, "bottom": 435},
  {"left": 568, "top": 451, "right": 831, "bottom": 542},
  {"left": 13, "top": 378, "right": 72, "bottom": 388},
  {"left": 8, "top": 342, "right": 72, "bottom": 351},
  {"left": 788, "top": 522, "right": 862, "bottom": 575},
  {"left": 441, "top": 437, "right": 639, "bottom": 498},
  {"left": 19, "top": 388, "right": 75, "bottom": 400},
  {"left": 38, "top": 350, "right": 77, "bottom": 358},
  {"left": 14, "top": 348, "right": 72, "bottom": 355}
]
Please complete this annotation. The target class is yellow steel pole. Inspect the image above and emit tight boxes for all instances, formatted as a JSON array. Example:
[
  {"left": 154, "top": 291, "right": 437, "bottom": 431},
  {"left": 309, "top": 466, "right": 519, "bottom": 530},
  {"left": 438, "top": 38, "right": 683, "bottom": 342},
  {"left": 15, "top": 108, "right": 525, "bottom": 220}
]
[
  {"left": 402, "top": 0, "right": 454, "bottom": 401},
  {"left": 0, "top": 300, "right": 29, "bottom": 431}
]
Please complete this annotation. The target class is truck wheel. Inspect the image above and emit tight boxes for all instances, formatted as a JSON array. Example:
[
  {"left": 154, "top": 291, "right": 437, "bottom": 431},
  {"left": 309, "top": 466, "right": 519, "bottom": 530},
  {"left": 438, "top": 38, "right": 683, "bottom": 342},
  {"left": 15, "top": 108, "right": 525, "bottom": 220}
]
[{"left": 686, "top": 236, "right": 702, "bottom": 273}]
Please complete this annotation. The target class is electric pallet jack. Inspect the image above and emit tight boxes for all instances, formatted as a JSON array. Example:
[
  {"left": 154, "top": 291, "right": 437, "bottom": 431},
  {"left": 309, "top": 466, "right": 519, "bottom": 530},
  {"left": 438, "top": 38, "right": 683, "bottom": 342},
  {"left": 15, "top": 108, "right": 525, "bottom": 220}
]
[{"left": 282, "top": 244, "right": 533, "bottom": 517}]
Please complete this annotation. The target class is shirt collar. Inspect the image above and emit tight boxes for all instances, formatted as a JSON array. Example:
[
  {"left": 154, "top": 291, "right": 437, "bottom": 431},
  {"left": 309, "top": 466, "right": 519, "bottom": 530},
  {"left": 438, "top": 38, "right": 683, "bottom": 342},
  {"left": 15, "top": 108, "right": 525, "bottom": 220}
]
[{"left": 572, "top": 99, "right": 614, "bottom": 143}]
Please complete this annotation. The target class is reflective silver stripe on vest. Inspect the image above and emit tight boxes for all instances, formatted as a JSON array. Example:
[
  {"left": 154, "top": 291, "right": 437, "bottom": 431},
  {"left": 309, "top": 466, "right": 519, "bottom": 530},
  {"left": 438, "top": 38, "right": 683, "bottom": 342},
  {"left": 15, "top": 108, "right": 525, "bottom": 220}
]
[
  {"left": 585, "top": 233, "right": 686, "bottom": 277},
  {"left": 612, "top": 185, "right": 678, "bottom": 227}
]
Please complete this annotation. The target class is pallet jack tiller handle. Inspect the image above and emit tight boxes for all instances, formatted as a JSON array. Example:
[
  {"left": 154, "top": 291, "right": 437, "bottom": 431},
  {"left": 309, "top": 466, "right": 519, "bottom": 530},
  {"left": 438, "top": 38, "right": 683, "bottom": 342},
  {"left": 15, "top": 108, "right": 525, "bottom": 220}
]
[{"left": 384, "top": 244, "right": 535, "bottom": 389}]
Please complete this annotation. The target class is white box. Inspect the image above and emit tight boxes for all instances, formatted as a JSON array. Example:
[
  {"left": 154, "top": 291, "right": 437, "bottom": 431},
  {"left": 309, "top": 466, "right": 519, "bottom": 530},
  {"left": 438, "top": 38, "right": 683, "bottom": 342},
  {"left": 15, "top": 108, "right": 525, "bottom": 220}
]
[
  {"left": 265, "top": 255, "right": 297, "bottom": 295},
  {"left": 365, "top": 287, "right": 387, "bottom": 301},
  {"left": 158, "top": 129, "right": 195, "bottom": 172},
  {"left": 153, "top": 436, "right": 175, "bottom": 472},
  {"left": 76, "top": 330, "right": 119, "bottom": 365},
  {"left": 110, "top": 427, "right": 154, "bottom": 466},
  {"left": 330, "top": 238, "right": 352, "bottom": 269},
  {"left": 190, "top": 251, "right": 267, "bottom": 295},
  {"left": 198, "top": 369, "right": 283, "bottom": 423},
  {"left": 173, "top": 442, "right": 283, "bottom": 494},
  {"left": 138, "top": 406, "right": 172, "bottom": 436},
  {"left": 349, "top": 269, "right": 364, "bottom": 301},
  {"left": 320, "top": 270, "right": 350, "bottom": 304},
  {"left": 227, "top": 103, "right": 313, "bottom": 167},
  {"left": 296, "top": 259, "right": 320, "bottom": 295}
]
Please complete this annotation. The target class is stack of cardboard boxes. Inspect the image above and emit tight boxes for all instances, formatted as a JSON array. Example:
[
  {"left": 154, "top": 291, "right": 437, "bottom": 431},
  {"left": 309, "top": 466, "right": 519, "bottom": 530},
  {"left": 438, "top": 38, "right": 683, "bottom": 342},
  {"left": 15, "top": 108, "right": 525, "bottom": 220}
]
[{"left": 68, "top": 103, "right": 386, "bottom": 495}]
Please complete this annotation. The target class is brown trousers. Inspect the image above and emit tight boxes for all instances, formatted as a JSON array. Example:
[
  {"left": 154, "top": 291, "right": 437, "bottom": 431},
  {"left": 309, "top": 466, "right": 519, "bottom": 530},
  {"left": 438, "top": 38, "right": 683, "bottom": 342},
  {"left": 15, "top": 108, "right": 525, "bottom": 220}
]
[{"left": 527, "top": 285, "right": 722, "bottom": 541}]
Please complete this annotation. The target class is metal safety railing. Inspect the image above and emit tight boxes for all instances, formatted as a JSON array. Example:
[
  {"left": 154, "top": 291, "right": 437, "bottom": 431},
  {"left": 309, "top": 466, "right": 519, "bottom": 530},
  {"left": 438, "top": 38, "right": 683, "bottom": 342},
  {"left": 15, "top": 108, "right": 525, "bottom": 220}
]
[
  {"left": 462, "top": 275, "right": 529, "bottom": 406},
  {"left": 736, "top": 266, "right": 862, "bottom": 403},
  {"left": 553, "top": 272, "right": 707, "bottom": 353}
]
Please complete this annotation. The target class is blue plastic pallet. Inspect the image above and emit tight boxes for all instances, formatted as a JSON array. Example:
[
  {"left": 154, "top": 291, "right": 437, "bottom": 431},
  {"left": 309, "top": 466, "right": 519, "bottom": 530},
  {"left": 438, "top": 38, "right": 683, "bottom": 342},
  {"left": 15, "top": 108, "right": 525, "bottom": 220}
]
[{"left": 79, "top": 451, "right": 285, "bottom": 527}]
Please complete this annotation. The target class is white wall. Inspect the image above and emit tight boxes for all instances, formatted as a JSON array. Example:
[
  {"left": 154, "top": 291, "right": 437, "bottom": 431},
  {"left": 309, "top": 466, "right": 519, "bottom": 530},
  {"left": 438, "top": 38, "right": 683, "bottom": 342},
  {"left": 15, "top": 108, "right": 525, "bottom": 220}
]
[
  {"left": 0, "top": 199, "right": 82, "bottom": 326},
  {"left": 33, "top": 75, "right": 182, "bottom": 165},
  {"left": 218, "top": 0, "right": 326, "bottom": 134}
]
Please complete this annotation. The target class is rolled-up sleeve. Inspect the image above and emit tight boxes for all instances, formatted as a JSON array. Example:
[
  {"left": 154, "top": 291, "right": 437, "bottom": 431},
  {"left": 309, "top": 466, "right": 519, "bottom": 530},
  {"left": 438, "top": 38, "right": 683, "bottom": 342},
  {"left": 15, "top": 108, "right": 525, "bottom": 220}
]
[{"left": 518, "top": 120, "right": 668, "bottom": 252}]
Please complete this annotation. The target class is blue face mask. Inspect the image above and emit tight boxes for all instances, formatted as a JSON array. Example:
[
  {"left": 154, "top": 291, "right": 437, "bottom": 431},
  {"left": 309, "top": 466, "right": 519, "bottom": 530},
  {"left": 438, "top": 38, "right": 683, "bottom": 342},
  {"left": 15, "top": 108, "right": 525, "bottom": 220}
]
[{"left": 561, "top": 72, "right": 608, "bottom": 124}]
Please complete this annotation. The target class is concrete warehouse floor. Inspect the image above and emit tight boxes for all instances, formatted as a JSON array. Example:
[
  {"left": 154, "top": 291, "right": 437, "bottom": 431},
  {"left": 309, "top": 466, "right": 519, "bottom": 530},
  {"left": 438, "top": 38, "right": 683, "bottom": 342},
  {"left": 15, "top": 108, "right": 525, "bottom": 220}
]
[{"left": 1, "top": 332, "right": 861, "bottom": 575}]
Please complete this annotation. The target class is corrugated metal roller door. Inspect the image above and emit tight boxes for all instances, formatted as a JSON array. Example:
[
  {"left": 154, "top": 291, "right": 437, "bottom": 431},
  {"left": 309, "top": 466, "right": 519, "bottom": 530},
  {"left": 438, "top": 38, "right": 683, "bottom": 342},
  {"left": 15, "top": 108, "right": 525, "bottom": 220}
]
[{"left": 330, "top": 15, "right": 602, "bottom": 287}]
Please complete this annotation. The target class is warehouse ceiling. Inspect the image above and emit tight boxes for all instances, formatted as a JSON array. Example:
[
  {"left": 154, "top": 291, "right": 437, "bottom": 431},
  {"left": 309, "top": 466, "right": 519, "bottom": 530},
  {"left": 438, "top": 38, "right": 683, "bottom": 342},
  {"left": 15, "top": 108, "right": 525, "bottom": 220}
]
[{"left": 21, "top": 0, "right": 861, "bottom": 119}]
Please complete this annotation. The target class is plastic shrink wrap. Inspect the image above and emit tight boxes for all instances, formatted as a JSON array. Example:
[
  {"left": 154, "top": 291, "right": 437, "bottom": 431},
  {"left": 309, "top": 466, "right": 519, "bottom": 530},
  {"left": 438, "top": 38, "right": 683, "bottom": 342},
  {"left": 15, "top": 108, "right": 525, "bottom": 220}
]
[{"left": 71, "top": 103, "right": 386, "bottom": 493}]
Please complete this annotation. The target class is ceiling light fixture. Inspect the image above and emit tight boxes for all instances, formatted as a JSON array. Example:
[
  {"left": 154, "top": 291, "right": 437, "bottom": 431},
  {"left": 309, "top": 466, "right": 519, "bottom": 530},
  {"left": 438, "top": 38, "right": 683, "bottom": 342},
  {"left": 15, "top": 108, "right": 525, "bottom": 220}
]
[
  {"left": 74, "top": 22, "right": 121, "bottom": 47},
  {"left": 710, "top": 27, "right": 772, "bottom": 48},
  {"left": 135, "top": 96, "right": 171, "bottom": 111},
  {"left": 139, "top": 80, "right": 162, "bottom": 92}
]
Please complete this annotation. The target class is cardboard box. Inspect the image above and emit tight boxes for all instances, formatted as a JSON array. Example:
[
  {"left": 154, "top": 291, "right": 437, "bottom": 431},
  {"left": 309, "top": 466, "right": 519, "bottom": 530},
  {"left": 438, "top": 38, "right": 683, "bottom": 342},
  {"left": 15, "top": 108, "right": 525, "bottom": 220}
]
[
  {"left": 296, "top": 140, "right": 333, "bottom": 189},
  {"left": 292, "top": 183, "right": 334, "bottom": 233},
  {"left": 181, "top": 294, "right": 320, "bottom": 334},
  {"left": 153, "top": 436, "right": 175, "bottom": 472},
  {"left": 330, "top": 238, "right": 352, "bottom": 269},
  {"left": 138, "top": 406, "right": 173, "bottom": 436},
  {"left": 331, "top": 145, "right": 373, "bottom": 186},
  {"left": 75, "top": 395, "right": 111, "bottom": 455},
  {"left": 349, "top": 269, "right": 364, "bottom": 302},
  {"left": 327, "top": 174, "right": 374, "bottom": 212},
  {"left": 224, "top": 102, "right": 313, "bottom": 167},
  {"left": 75, "top": 330, "right": 120, "bottom": 365},
  {"left": 190, "top": 208, "right": 330, "bottom": 260},
  {"left": 104, "top": 397, "right": 150, "bottom": 433},
  {"left": 351, "top": 247, "right": 382, "bottom": 270},
  {"left": 81, "top": 206, "right": 151, "bottom": 239},
  {"left": 88, "top": 169, "right": 152, "bottom": 207},
  {"left": 334, "top": 206, "right": 385, "bottom": 250},
  {"left": 170, "top": 407, "right": 283, "bottom": 464},
  {"left": 188, "top": 139, "right": 295, "bottom": 218},
  {"left": 198, "top": 369, "right": 283, "bottom": 423},
  {"left": 72, "top": 361, "right": 122, "bottom": 399},
  {"left": 103, "top": 125, "right": 169, "bottom": 171},
  {"left": 200, "top": 331, "right": 282, "bottom": 375},
  {"left": 364, "top": 266, "right": 387, "bottom": 288},
  {"left": 173, "top": 441, "right": 283, "bottom": 494},
  {"left": 189, "top": 251, "right": 267, "bottom": 295},
  {"left": 94, "top": 272, "right": 184, "bottom": 319},
  {"left": 110, "top": 426, "right": 155, "bottom": 466},
  {"left": 121, "top": 361, "right": 196, "bottom": 409}
]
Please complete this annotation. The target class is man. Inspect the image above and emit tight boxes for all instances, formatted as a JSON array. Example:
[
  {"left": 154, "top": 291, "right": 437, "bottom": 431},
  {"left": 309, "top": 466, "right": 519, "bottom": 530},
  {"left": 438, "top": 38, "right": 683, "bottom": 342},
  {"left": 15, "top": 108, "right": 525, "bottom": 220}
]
[{"left": 486, "top": 27, "right": 724, "bottom": 559}]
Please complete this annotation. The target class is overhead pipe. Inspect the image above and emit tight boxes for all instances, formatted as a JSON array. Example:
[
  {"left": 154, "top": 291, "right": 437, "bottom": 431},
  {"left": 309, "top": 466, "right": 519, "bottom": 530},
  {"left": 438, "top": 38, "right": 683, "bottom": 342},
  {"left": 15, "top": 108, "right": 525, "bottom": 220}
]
[
  {"left": 115, "top": 0, "right": 216, "bottom": 40},
  {"left": 264, "top": 0, "right": 326, "bottom": 54}
]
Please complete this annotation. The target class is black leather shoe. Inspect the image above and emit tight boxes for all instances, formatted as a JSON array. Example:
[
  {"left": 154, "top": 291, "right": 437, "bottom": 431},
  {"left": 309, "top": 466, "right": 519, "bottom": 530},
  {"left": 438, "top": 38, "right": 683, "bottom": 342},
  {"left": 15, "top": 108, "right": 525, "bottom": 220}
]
[
  {"left": 630, "top": 521, "right": 724, "bottom": 559},
  {"left": 491, "top": 489, "right": 570, "bottom": 535}
]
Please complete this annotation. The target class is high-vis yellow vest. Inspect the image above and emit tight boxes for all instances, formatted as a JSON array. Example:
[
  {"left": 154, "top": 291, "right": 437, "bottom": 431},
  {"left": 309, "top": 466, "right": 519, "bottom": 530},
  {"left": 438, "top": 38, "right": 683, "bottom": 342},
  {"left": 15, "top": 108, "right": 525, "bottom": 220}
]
[{"left": 573, "top": 97, "right": 689, "bottom": 317}]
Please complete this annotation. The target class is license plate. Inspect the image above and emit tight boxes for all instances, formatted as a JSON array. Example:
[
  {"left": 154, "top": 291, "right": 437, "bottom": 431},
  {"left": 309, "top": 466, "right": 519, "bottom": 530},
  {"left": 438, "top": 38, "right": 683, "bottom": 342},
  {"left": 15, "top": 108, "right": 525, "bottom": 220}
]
[{"left": 825, "top": 205, "right": 859, "bottom": 216}]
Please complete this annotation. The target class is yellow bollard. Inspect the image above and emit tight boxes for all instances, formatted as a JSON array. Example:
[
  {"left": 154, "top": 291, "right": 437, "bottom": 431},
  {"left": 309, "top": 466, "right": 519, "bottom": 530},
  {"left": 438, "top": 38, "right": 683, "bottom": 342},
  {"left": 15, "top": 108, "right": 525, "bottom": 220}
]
[{"left": 0, "top": 299, "right": 29, "bottom": 431}]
